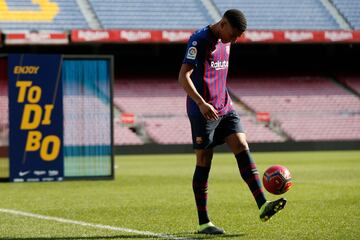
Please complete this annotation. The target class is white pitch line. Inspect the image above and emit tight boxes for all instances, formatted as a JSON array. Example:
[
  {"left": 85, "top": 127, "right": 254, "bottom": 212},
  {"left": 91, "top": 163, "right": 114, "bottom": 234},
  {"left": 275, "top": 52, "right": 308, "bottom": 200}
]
[{"left": 0, "top": 208, "right": 195, "bottom": 240}]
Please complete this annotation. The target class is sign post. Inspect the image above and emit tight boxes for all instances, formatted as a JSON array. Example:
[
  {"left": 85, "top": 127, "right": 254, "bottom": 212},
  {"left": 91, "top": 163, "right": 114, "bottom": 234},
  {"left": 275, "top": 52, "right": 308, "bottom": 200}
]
[{"left": 8, "top": 54, "right": 64, "bottom": 182}]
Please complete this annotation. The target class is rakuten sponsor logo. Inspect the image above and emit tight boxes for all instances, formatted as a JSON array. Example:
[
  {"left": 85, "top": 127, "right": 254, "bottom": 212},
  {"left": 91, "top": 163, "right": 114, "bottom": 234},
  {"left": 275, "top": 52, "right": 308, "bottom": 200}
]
[
  {"left": 211, "top": 60, "right": 228, "bottom": 70},
  {"left": 78, "top": 30, "right": 110, "bottom": 41},
  {"left": 26, "top": 32, "right": 51, "bottom": 41},
  {"left": 325, "top": 31, "right": 353, "bottom": 42},
  {"left": 244, "top": 31, "right": 274, "bottom": 41},
  {"left": 284, "top": 31, "right": 314, "bottom": 42},
  {"left": 162, "top": 31, "right": 192, "bottom": 42},
  {"left": 120, "top": 30, "right": 151, "bottom": 41}
]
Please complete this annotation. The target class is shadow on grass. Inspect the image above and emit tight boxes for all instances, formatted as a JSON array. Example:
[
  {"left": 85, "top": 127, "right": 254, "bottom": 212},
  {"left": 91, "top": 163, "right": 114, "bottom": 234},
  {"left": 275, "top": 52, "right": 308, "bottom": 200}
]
[
  {"left": 0, "top": 232, "right": 246, "bottom": 240},
  {"left": 1, "top": 236, "right": 152, "bottom": 240},
  {"left": 172, "top": 232, "right": 246, "bottom": 239},
  {"left": 0, "top": 237, "right": 156, "bottom": 240}
]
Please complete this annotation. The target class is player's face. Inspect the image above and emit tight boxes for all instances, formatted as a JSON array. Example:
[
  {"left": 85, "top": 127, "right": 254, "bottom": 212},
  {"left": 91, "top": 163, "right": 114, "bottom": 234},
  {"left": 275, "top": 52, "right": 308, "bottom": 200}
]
[{"left": 220, "top": 19, "right": 243, "bottom": 43}]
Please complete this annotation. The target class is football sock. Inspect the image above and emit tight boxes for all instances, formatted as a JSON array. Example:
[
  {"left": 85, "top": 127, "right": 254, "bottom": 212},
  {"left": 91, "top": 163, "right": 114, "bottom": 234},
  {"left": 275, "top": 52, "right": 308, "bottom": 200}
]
[
  {"left": 236, "top": 150, "right": 267, "bottom": 209},
  {"left": 193, "top": 165, "right": 211, "bottom": 225}
]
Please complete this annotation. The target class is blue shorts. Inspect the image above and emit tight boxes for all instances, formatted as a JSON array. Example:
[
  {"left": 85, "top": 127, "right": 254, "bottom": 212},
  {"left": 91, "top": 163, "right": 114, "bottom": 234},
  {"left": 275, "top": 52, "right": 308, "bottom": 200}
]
[{"left": 188, "top": 110, "right": 245, "bottom": 149}]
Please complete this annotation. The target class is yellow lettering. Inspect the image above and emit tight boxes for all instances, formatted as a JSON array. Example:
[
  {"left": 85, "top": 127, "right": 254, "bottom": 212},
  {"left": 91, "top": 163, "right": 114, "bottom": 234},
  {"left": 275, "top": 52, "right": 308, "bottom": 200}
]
[
  {"left": 25, "top": 131, "right": 42, "bottom": 151},
  {"left": 28, "top": 85, "right": 42, "bottom": 103},
  {"left": 13, "top": 66, "right": 40, "bottom": 74},
  {"left": 0, "top": 0, "right": 59, "bottom": 22},
  {"left": 42, "top": 104, "right": 53, "bottom": 125},
  {"left": 40, "top": 135, "right": 60, "bottom": 161},
  {"left": 16, "top": 81, "right": 32, "bottom": 103},
  {"left": 21, "top": 104, "right": 42, "bottom": 130}
]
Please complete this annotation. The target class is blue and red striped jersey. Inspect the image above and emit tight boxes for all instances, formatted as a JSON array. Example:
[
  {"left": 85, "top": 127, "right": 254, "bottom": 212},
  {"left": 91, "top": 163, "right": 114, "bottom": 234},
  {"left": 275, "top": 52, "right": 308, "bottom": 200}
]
[{"left": 183, "top": 26, "right": 234, "bottom": 117}]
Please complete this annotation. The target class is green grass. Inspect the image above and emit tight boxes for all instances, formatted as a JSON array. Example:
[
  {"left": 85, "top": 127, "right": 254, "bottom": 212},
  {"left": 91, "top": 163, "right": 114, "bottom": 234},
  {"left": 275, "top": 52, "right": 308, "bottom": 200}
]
[{"left": 0, "top": 151, "right": 360, "bottom": 239}]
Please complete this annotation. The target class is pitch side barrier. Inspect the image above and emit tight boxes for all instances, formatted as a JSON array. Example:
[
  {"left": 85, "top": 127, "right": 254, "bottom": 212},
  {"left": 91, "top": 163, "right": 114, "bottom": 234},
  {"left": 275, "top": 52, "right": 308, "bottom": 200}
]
[
  {"left": 114, "top": 141, "right": 360, "bottom": 155},
  {"left": 1, "top": 30, "right": 360, "bottom": 45},
  {"left": 0, "top": 54, "right": 114, "bottom": 182}
]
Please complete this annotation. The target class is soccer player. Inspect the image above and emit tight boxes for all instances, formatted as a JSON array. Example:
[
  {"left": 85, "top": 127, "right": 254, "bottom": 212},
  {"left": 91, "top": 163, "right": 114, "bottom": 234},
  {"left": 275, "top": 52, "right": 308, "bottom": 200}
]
[{"left": 178, "top": 9, "right": 287, "bottom": 234}]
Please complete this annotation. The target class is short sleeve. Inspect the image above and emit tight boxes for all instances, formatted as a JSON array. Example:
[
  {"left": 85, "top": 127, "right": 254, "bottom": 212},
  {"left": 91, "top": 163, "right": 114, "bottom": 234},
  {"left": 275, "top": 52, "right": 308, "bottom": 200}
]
[{"left": 182, "top": 34, "right": 205, "bottom": 66}]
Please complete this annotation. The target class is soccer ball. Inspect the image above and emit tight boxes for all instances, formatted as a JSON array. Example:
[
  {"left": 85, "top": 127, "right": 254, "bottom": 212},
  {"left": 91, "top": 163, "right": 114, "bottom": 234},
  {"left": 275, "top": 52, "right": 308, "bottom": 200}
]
[{"left": 263, "top": 165, "right": 293, "bottom": 195}]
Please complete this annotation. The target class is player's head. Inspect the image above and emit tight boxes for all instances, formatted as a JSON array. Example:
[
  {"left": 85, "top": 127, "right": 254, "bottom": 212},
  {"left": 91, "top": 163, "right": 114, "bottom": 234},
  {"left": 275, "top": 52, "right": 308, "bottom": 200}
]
[{"left": 219, "top": 9, "right": 247, "bottom": 43}]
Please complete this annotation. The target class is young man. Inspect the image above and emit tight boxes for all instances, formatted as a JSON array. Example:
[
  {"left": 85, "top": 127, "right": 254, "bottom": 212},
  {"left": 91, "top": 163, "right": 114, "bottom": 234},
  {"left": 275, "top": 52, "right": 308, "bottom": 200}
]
[{"left": 178, "top": 9, "right": 287, "bottom": 234}]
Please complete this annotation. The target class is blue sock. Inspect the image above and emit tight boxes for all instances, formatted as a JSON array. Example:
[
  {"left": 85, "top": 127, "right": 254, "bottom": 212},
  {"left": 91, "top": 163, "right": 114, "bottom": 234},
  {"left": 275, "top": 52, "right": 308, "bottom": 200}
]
[
  {"left": 193, "top": 165, "right": 211, "bottom": 224},
  {"left": 236, "top": 150, "right": 267, "bottom": 209}
]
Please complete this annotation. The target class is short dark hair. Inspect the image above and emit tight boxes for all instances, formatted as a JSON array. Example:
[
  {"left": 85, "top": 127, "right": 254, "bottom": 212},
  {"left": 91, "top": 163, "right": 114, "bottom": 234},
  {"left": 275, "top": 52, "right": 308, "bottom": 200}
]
[{"left": 223, "top": 9, "right": 247, "bottom": 32}]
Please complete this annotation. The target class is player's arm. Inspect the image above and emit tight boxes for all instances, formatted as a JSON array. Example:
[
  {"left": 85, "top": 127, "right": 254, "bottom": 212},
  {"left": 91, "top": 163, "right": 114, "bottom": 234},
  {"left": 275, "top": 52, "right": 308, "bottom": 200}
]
[{"left": 178, "top": 63, "right": 218, "bottom": 120}]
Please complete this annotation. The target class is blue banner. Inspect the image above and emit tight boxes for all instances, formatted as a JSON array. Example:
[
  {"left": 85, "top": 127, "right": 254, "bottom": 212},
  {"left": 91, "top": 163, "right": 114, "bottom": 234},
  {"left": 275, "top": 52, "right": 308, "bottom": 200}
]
[{"left": 8, "top": 54, "right": 63, "bottom": 182}]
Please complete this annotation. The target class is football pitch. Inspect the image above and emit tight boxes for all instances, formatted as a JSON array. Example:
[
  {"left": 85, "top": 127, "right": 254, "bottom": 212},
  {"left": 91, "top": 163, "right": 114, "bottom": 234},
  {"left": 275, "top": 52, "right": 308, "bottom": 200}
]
[{"left": 0, "top": 150, "right": 359, "bottom": 240}]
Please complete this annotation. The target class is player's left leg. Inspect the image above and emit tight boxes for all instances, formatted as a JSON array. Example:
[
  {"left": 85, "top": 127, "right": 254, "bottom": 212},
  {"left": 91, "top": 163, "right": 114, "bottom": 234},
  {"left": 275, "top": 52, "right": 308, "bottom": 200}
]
[
  {"left": 225, "top": 132, "right": 267, "bottom": 209},
  {"left": 225, "top": 132, "right": 287, "bottom": 221}
]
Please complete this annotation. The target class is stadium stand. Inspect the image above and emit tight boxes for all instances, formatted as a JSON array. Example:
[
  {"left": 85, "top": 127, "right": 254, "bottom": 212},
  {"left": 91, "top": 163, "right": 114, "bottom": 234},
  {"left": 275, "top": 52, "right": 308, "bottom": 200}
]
[
  {"left": 332, "top": 0, "right": 360, "bottom": 29},
  {"left": 63, "top": 96, "right": 111, "bottom": 145},
  {"left": 114, "top": 78, "right": 187, "bottom": 116},
  {"left": 113, "top": 124, "right": 143, "bottom": 145},
  {"left": 144, "top": 117, "right": 191, "bottom": 144},
  {"left": 1, "top": 0, "right": 359, "bottom": 31},
  {"left": 338, "top": 75, "right": 360, "bottom": 94},
  {"left": 228, "top": 76, "right": 360, "bottom": 141},
  {"left": 114, "top": 78, "right": 285, "bottom": 144},
  {"left": 213, "top": 0, "right": 340, "bottom": 29},
  {"left": 275, "top": 114, "right": 360, "bottom": 141},
  {"left": 88, "top": 0, "right": 213, "bottom": 29},
  {"left": 0, "top": 0, "right": 88, "bottom": 30},
  {"left": 239, "top": 116, "right": 285, "bottom": 142}
]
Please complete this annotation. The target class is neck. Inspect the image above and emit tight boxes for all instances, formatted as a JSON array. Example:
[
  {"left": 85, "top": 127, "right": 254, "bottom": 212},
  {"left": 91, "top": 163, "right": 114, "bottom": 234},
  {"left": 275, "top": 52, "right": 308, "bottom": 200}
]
[{"left": 209, "top": 22, "right": 221, "bottom": 39}]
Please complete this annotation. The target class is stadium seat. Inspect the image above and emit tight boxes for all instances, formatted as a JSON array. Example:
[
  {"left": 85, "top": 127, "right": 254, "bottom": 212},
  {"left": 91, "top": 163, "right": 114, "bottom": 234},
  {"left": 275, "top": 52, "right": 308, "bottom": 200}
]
[
  {"left": 0, "top": 0, "right": 88, "bottom": 30},
  {"left": 88, "top": 0, "right": 213, "bottom": 29},
  {"left": 114, "top": 78, "right": 285, "bottom": 144},
  {"left": 338, "top": 75, "right": 360, "bottom": 93},
  {"left": 63, "top": 96, "right": 111, "bottom": 146},
  {"left": 212, "top": 0, "right": 340, "bottom": 29},
  {"left": 228, "top": 76, "right": 360, "bottom": 141},
  {"left": 332, "top": 0, "right": 360, "bottom": 29},
  {"left": 113, "top": 124, "right": 143, "bottom": 145}
]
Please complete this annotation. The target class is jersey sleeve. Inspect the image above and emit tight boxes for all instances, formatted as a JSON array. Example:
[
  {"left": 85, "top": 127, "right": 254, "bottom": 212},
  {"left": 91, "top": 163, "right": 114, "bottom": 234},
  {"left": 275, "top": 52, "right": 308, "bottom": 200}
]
[{"left": 182, "top": 34, "right": 206, "bottom": 66}]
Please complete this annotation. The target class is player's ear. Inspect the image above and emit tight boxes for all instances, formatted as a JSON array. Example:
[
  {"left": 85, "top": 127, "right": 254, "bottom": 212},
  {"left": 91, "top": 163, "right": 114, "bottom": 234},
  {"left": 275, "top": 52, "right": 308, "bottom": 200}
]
[{"left": 220, "top": 18, "right": 226, "bottom": 29}]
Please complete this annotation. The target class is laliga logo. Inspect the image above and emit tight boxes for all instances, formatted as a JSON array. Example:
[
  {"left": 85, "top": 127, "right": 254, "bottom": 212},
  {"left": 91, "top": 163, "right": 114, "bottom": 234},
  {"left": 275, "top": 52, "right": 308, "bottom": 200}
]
[
  {"left": 210, "top": 60, "right": 228, "bottom": 70},
  {"left": 15, "top": 70, "right": 60, "bottom": 162}
]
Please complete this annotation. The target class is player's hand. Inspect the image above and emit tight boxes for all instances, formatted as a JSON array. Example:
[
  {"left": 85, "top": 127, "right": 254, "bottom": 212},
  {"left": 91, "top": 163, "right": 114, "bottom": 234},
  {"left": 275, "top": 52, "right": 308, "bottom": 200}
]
[{"left": 198, "top": 102, "right": 219, "bottom": 121}]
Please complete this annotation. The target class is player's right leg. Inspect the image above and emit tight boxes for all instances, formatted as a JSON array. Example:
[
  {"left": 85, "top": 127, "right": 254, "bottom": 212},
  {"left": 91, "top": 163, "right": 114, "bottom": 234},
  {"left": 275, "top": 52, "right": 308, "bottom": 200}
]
[
  {"left": 193, "top": 149, "right": 224, "bottom": 234},
  {"left": 189, "top": 116, "right": 225, "bottom": 234}
]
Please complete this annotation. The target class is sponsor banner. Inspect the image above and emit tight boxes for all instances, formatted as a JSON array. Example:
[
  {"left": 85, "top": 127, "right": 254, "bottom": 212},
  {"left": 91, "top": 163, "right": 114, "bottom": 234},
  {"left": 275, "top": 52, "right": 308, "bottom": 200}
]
[
  {"left": 240, "top": 30, "right": 283, "bottom": 43},
  {"left": 161, "top": 30, "right": 193, "bottom": 42},
  {"left": 72, "top": 29, "right": 157, "bottom": 43},
  {"left": 240, "top": 30, "right": 360, "bottom": 43},
  {"left": 324, "top": 30, "right": 357, "bottom": 42},
  {"left": 8, "top": 54, "right": 64, "bottom": 182},
  {"left": 119, "top": 30, "right": 157, "bottom": 42},
  {"left": 283, "top": 30, "right": 322, "bottom": 42},
  {"left": 72, "top": 29, "right": 193, "bottom": 43},
  {"left": 71, "top": 29, "right": 360, "bottom": 43},
  {"left": 5, "top": 31, "right": 68, "bottom": 45},
  {"left": 71, "top": 29, "right": 119, "bottom": 42}
]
